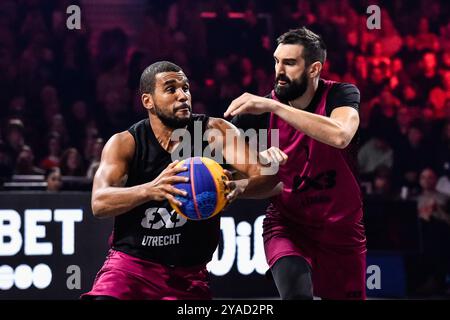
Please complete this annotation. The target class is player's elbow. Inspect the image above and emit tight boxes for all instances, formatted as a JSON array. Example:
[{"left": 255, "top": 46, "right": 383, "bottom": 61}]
[
  {"left": 91, "top": 202, "right": 104, "bottom": 219},
  {"left": 333, "top": 130, "right": 351, "bottom": 149},
  {"left": 91, "top": 195, "right": 108, "bottom": 219},
  {"left": 334, "top": 138, "right": 349, "bottom": 149}
]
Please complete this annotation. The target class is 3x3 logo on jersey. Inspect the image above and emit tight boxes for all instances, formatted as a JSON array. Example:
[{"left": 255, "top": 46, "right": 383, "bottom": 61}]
[{"left": 141, "top": 207, "right": 187, "bottom": 230}]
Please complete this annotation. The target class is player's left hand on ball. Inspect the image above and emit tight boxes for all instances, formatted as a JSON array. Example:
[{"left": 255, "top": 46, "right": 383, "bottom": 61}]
[
  {"left": 222, "top": 169, "right": 247, "bottom": 205},
  {"left": 224, "top": 92, "right": 275, "bottom": 117},
  {"left": 224, "top": 179, "right": 248, "bottom": 205}
]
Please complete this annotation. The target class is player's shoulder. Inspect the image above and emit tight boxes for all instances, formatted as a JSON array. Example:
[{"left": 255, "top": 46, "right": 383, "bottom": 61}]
[
  {"left": 103, "top": 131, "right": 135, "bottom": 161},
  {"left": 323, "top": 80, "right": 361, "bottom": 115},
  {"left": 329, "top": 81, "right": 360, "bottom": 96},
  {"left": 127, "top": 118, "right": 148, "bottom": 132},
  {"left": 325, "top": 80, "right": 361, "bottom": 103},
  {"left": 110, "top": 130, "right": 134, "bottom": 143}
]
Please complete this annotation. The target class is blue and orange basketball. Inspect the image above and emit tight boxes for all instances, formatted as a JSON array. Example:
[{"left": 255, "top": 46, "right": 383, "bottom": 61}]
[{"left": 169, "top": 157, "right": 229, "bottom": 220}]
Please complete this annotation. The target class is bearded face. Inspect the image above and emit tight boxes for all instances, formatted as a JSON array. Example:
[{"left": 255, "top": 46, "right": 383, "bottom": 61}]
[
  {"left": 274, "top": 71, "right": 308, "bottom": 102},
  {"left": 149, "top": 71, "right": 193, "bottom": 129},
  {"left": 153, "top": 101, "right": 192, "bottom": 129}
]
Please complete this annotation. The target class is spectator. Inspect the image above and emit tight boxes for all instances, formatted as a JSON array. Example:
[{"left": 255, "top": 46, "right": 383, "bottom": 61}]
[
  {"left": 320, "top": 60, "right": 340, "bottom": 81},
  {"left": 7, "top": 96, "right": 27, "bottom": 119},
  {"left": 67, "top": 100, "right": 91, "bottom": 149},
  {"left": 4, "top": 118, "right": 25, "bottom": 160},
  {"left": 397, "top": 35, "right": 421, "bottom": 75},
  {"left": 399, "top": 83, "right": 422, "bottom": 107},
  {"left": 240, "top": 57, "right": 257, "bottom": 93},
  {"left": 394, "top": 107, "right": 413, "bottom": 143},
  {"left": 95, "top": 28, "right": 130, "bottom": 109},
  {"left": 358, "top": 130, "right": 394, "bottom": 178},
  {"left": 45, "top": 167, "right": 62, "bottom": 192},
  {"left": 415, "top": 18, "right": 440, "bottom": 52},
  {"left": 365, "top": 66, "right": 386, "bottom": 100},
  {"left": 436, "top": 162, "right": 450, "bottom": 197},
  {"left": 342, "top": 54, "right": 368, "bottom": 87},
  {"left": 254, "top": 67, "right": 273, "bottom": 97},
  {"left": 49, "top": 114, "right": 69, "bottom": 148},
  {"left": 14, "top": 145, "right": 44, "bottom": 175},
  {"left": 417, "top": 168, "right": 450, "bottom": 224},
  {"left": 86, "top": 138, "right": 104, "bottom": 179},
  {"left": 394, "top": 123, "right": 433, "bottom": 194},
  {"left": 414, "top": 51, "right": 441, "bottom": 103},
  {"left": 40, "top": 85, "right": 61, "bottom": 126},
  {"left": 167, "top": 0, "right": 207, "bottom": 61},
  {"left": 60, "top": 147, "right": 85, "bottom": 176},
  {"left": 58, "top": 33, "right": 93, "bottom": 106},
  {"left": 82, "top": 121, "right": 101, "bottom": 161},
  {"left": 369, "top": 87, "right": 401, "bottom": 116},
  {"left": 211, "top": 59, "right": 241, "bottom": 116},
  {"left": 371, "top": 165, "right": 394, "bottom": 199},
  {"left": 366, "top": 99, "right": 398, "bottom": 141},
  {"left": 428, "top": 70, "right": 450, "bottom": 119},
  {"left": 413, "top": 167, "right": 450, "bottom": 296},
  {"left": 389, "top": 57, "right": 409, "bottom": 91},
  {"left": 0, "top": 140, "right": 14, "bottom": 184},
  {"left": 368, "top": 41, "right": 390, "bottom": 70},
  {"left": 39, "top": 132, "right": 62, "bottom": 171}
]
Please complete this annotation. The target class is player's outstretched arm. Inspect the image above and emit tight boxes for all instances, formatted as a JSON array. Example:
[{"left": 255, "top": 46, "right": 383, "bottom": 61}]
[
  {"left": 224, "top": 92, "right": 359, "bottom": 149},
  {"left": 91, "top": 132, "right": 188, "bottom": 218},
  {"left": 273, "top": 105, "right": 359, "bottom": 149}
]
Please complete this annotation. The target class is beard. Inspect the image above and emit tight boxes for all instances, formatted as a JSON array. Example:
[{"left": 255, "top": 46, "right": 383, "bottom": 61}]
[
  {"left": 154, "top": 103, "right": 192, "bottom": 129},
  {"left": 274, "top": 72, "right": 308, "bottom": 102}
]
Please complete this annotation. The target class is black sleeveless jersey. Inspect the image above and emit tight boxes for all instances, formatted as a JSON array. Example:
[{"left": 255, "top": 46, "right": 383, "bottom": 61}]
[{"left": 111, "top": 114, "right": 221, "bottom": 267}]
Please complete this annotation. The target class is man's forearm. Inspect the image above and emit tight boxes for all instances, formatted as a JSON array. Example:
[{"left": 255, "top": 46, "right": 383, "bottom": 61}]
[
  {"left": 238, "top": 175, "right": 283, "bottom": 199},
  {"left": 273, "top": 103, "right": 349, "bottom": 148},
  {"left": 92, "top": 184, "right": 150, "bottom": 219}
]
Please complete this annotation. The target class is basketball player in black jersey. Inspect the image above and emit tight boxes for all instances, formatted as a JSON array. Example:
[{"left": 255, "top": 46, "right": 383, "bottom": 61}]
[{"left": 81, "top": 61, "right": 286, "bottom": 300}]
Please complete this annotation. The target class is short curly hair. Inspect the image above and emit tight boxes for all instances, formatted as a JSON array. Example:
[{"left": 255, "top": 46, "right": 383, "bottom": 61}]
[{"left": 139, "top": 61, "right": 182, "bottom": 95}]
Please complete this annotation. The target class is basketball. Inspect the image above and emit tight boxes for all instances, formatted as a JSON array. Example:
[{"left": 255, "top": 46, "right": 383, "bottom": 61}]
[{"left": 169, "top": 157, "right": 229, "bottom": 220}]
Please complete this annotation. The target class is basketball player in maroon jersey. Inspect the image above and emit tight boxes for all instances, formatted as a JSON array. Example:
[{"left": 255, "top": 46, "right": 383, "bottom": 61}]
[{"left": 226, "top": 27, "right": 367, "bottom": 300}]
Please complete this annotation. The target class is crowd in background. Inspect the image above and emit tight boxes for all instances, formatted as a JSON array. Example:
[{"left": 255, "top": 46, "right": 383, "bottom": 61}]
[{"left": 0, "top": 0, "right": 449, "bottom": 295}]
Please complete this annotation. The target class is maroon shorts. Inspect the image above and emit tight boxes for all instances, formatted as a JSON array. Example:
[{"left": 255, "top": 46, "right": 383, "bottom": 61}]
[
  {"left": 263, "top": 209, "right": 367, "bottom": 300},
  {"left": 81, "top": 249, "right": 211, "bottom": 300}
]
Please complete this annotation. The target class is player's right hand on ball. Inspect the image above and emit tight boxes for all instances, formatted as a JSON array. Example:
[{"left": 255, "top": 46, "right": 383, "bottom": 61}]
[
  {"left": 259, "top": 146, "right": 288, "bottom": 166},
  {"left": 147, "top": 160, "right": 189, "bottom": 206}
]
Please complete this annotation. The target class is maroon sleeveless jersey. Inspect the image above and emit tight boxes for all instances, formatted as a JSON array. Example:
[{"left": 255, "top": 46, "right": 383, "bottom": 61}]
[{"left": 268, "top": 80, "right": 363, "bottom": 227}]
